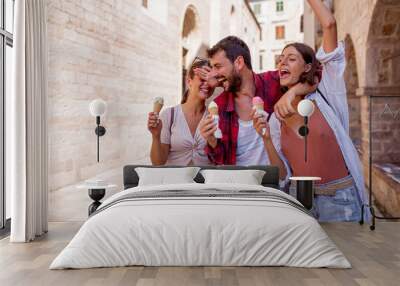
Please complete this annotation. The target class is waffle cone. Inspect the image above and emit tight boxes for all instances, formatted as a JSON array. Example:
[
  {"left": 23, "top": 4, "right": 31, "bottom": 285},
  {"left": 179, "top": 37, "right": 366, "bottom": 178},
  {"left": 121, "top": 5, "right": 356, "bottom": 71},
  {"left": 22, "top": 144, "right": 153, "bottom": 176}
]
[
  {"left": 208, "top": 107, "right": 219, "bottom": 116},
  {"left": 254, "top": 103, "right": 264, "bottom": 110},
  {"left": 153, "top": 102, "right": 163, "bottom": 113}
]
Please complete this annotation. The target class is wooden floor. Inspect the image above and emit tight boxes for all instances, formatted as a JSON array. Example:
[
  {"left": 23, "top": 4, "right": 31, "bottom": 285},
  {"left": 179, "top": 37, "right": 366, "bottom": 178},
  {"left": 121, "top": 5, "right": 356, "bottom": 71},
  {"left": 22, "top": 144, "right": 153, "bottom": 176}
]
[{"left": 0, "top": 222, "right": 399, "bottom": 286}]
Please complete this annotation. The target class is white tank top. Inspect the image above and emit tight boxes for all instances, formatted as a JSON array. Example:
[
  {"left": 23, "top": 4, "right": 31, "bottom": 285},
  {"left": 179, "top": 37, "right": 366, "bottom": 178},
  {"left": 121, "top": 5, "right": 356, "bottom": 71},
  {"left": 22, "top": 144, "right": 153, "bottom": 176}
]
[{"left": 236, "top": 119, "right": 270, "bottom": 166}]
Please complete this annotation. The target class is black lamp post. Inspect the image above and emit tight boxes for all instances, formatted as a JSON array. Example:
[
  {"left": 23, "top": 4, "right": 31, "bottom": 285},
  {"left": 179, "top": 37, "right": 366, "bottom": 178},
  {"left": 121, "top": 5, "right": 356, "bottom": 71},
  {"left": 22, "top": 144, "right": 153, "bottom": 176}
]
[
  {"left": 297, "top": 99, "right": 315, "bottom": 162},
  {"left": 290, "top": 99, "right": 320, "bottom": 210}
]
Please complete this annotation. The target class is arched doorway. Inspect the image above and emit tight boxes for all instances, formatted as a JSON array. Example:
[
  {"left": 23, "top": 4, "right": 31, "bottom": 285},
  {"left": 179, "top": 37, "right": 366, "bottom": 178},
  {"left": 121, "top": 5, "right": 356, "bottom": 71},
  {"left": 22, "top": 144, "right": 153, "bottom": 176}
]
[
  {"left": 181, "top": 5, "right": 207, "bottom": 97},
  {"left": 361, "top": 0, "right": 400, "bottom": 216},
  {"left": 230, "top": 5, "right": 236, "bottom": 35},
  {"left": 343, "top": 34, "right": 360, "bottom": 147},
  {"left": 365, "top": 1, "right": 400, "bottom": 88},
  {"left": 363, "top": 0, "right": 400, "bottom": 164}
]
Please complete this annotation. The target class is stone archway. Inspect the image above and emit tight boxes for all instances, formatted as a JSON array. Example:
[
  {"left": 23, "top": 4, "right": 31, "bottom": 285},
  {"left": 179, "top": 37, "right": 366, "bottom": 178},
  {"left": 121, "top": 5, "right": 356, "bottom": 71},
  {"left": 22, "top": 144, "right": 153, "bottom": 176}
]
[
  {"left": 365, "top": 1, "right": 400, "bottom": 88},
  {"left": 360, "top": 0, "right": 400, "bottom": 216},
  {"left": 181, "top": 5, "right": 205, "bottom": 96},
  {"left": 343, "top": 34, "right": 361, "bottom": 147},
  {"left": 362, "top": 0, "right": 400, "bottom": 164},
  {"left": 230, "top": 5, "right": 236, "bottom": 35}
]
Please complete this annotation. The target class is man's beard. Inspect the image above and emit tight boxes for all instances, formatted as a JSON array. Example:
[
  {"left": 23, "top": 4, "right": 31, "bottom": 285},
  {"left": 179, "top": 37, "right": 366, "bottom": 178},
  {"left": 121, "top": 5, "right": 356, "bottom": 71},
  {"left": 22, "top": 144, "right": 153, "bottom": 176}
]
[{"left": 227, "top": 71, "right": 242, "bottom": 93}]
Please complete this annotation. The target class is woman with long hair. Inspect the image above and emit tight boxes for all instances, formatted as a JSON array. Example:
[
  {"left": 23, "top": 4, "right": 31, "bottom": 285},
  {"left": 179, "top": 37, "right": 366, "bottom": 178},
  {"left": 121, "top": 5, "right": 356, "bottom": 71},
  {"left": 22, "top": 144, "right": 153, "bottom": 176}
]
[
  {"left": 253, "top": 0, "right": 369, "bottom": 222},
  {"left": 147, "top": 57, "right": 213, "bottom": 166}
]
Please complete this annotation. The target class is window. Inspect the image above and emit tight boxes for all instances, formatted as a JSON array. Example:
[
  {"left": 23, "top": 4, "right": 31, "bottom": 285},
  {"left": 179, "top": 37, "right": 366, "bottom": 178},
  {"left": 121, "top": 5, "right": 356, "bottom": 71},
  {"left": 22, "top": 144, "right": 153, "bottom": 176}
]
[
  {"left": 1, "top": 0, "right": 14, "bottom": 233},
  {"left": 300, "top": 14, "right": 304, "bottom": 33},
  {"left": 259, "top": 54, "right": 263, "bottom": 70},
  {"left": 253, "top": 4, "right": 261, "bottom": 15},
  {"left": 275, "top": 55, "right": 281, "bottom": 68},
  {"left": 142, "top": 0, "right": 168, "bottom": 25},
  {"left": 276, "top": 1, "right": 284, "bottom": 12},
  {"left": 275, "top": 25, "right": 285, "bottom": 40}
]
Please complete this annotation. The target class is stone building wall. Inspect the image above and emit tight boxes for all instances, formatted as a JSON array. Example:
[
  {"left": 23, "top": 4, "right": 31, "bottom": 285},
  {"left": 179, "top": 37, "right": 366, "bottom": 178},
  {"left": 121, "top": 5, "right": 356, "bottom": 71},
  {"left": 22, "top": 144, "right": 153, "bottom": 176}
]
[
  {"left": 210, "top": 0, "right": 261, "bottom": 72},
  {"left": 305, "top": 0, "right": 400, "bottom": 163},
  {"left": 250, "top": 0, "right": 305, "bottom": 71},
  {"left": 304, "top": 0, "right": 400, "bottom": 215},
  {"left": 336, "top": 0, "right": 400, "bottom": 215},
  {"left": 46, "top": 0, "right": 261, "bottom": 191}
]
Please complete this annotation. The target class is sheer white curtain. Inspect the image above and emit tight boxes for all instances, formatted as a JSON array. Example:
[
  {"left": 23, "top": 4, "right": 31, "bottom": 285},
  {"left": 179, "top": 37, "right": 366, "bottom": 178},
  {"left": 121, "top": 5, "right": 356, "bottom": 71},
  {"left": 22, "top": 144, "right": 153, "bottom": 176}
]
[{"left": 10, "top": 0, "right": 48, "bottom": 242}]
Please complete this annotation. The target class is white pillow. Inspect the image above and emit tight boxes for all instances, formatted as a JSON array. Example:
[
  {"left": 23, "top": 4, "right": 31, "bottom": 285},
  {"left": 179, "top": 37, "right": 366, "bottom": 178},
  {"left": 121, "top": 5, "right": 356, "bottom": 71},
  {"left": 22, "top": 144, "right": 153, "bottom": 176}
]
[
  {"left": 135, "top": 167, "right": 200, "bottom": 186},
  {"left": 200, "top": 169, "right": 266, "bottom": 185}
]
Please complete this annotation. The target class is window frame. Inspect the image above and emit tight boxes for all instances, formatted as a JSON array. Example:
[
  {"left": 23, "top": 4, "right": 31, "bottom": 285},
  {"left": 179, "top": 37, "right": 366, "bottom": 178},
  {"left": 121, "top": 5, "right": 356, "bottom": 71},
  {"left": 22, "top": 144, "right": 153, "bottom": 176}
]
[
  {"left": 0, "top": 0, "right": 13, "bottom": 233},
  {"left": 274, "top": 54, "right": 281, "bottom": 68},
  {"left": 253, "top": 3, "right": 261, "bottom": 15},
  {"left": 276, "top": 1, "right": 284, "bottom": 13},
  {"left": 275, "top": 25, "right": 285, "bottom": 40},
  {"left": 300, "top": 14, "right": 304, "bottom": 33}
]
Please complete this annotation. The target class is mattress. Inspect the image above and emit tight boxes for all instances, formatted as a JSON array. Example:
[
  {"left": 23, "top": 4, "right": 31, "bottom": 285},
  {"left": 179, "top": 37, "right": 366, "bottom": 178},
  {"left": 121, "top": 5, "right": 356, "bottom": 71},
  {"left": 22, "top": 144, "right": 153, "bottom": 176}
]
[{"left": 50, "top": 183, "right": 350, "bottom": 269}]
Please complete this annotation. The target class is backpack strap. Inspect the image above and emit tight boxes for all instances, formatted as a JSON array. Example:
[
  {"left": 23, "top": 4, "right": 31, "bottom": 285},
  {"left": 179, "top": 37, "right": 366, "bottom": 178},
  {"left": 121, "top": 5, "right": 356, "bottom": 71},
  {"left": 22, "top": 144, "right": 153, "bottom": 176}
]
[
  {"left": 317, "top": 88, "right": 331, "bottom": 108},
  {"left": 169, "top": 106, "right": 175, "bottom": 135}
]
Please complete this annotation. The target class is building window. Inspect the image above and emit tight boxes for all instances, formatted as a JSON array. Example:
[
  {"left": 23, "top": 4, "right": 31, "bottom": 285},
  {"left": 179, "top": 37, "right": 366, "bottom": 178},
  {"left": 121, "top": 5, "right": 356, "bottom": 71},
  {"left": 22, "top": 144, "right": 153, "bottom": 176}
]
[
  {"left": 254, "top": 4, "right": 261, "bottom": 15},
  {"left": 142, "top": 0, "right": 148, "bottom": 8},
  {"left": 259, "top": 55, "right": 263, "bottom": 70},
  {"left": 275, "top": 55, "right": 281, "bottom": 68},
  {"left": 275, "top": 25, "right": 285, "bottom": 39},
  {"left": 276, "top": 1, "right": 284, "bottom": 12},
  {"left": 1, "top": 0, "right": 15, "bottom": 232},
  {"left": 300, "top": 14, "right": 304, "bottom": 33}
]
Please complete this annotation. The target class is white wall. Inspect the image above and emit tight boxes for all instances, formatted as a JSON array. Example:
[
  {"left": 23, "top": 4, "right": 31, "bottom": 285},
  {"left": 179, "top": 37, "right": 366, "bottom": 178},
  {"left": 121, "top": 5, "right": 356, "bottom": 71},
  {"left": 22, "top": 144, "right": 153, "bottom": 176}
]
[
  {"left": 303, "top": 0, "right": 316, "bottom": 48},
  {"left": 303, "top": 0, "right": 334, "bottom": 50},
  {"left": 209, "top": 0, "right": 261, "bottom": 72}
]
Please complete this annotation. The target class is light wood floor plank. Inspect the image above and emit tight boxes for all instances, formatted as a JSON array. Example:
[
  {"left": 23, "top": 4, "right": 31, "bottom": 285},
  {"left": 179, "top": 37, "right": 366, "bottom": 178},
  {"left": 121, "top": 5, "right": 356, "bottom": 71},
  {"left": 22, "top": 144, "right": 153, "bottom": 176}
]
[{"left": 0, "top": 222, "right": 399, "bottom": 286}]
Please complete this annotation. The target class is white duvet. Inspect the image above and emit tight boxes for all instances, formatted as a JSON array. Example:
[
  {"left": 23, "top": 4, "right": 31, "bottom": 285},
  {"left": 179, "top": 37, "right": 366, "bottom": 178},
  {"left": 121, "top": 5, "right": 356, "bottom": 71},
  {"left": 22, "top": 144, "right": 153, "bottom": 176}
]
[{"left": 50, "top": 183, "right": 351, "bottom": 269}]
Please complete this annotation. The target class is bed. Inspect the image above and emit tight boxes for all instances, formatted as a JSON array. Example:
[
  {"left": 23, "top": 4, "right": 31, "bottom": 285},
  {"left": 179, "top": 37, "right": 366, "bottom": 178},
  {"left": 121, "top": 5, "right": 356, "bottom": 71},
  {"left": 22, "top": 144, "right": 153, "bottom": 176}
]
[{"left": 50, "top": 165, "right": 350, "bottom": 269}]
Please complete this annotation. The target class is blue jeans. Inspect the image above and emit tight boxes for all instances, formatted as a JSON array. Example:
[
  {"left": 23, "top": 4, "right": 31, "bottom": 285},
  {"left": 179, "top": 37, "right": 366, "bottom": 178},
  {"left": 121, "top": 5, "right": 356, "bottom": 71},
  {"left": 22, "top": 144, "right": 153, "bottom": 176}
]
[{"left": 290, "top": 175, "right": 362, "bottom": 222}]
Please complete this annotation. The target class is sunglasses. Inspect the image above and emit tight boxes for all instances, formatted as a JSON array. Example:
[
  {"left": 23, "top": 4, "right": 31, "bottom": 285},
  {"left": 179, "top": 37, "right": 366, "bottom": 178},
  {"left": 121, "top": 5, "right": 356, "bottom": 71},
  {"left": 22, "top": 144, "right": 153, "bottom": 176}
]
[{"left": 191, "top": 56, "right": 210, "bottom": 66}]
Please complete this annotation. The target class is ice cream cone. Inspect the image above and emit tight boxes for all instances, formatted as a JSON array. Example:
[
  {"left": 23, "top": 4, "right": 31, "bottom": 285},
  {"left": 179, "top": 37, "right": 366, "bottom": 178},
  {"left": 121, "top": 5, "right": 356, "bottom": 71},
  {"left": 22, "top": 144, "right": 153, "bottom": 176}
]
[
  {"left": 209, "top": 107, "right": 218, "bottom": 116},
  {"left": 252, "top": 97, "right": 264, "bottom": 111},
  {"left": 252, "top": 97, "right": 267, "bottom": 136},
  {"left": 153, "top": 102, "right": 163, "bottom": 113},
  {"left": 208, "top": 101, "right": 219, "bottom": 116},
  {"left": 153, "top": 97, "right": 164, "bottom": 113},
  {"left": 208, "top": 101, "right": 222, "bottom": 139},
  {"left": 253, "top": 103, "right": 264, "bottom": 111}
]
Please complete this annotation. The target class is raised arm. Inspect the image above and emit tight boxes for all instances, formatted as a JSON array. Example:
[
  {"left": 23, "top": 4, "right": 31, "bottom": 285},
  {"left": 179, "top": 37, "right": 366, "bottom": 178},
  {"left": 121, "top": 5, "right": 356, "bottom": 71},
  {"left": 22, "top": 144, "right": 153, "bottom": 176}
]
[{"left": 307, "top": 0, "right": 337, "bottom": 53}]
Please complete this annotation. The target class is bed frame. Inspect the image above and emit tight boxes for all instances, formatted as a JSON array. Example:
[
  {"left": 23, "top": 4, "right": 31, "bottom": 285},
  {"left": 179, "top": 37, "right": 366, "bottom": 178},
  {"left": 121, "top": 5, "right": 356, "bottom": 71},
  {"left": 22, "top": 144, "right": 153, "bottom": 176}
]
[{"left": 123, "top": 165, "right": 280, "bottom": 190}]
